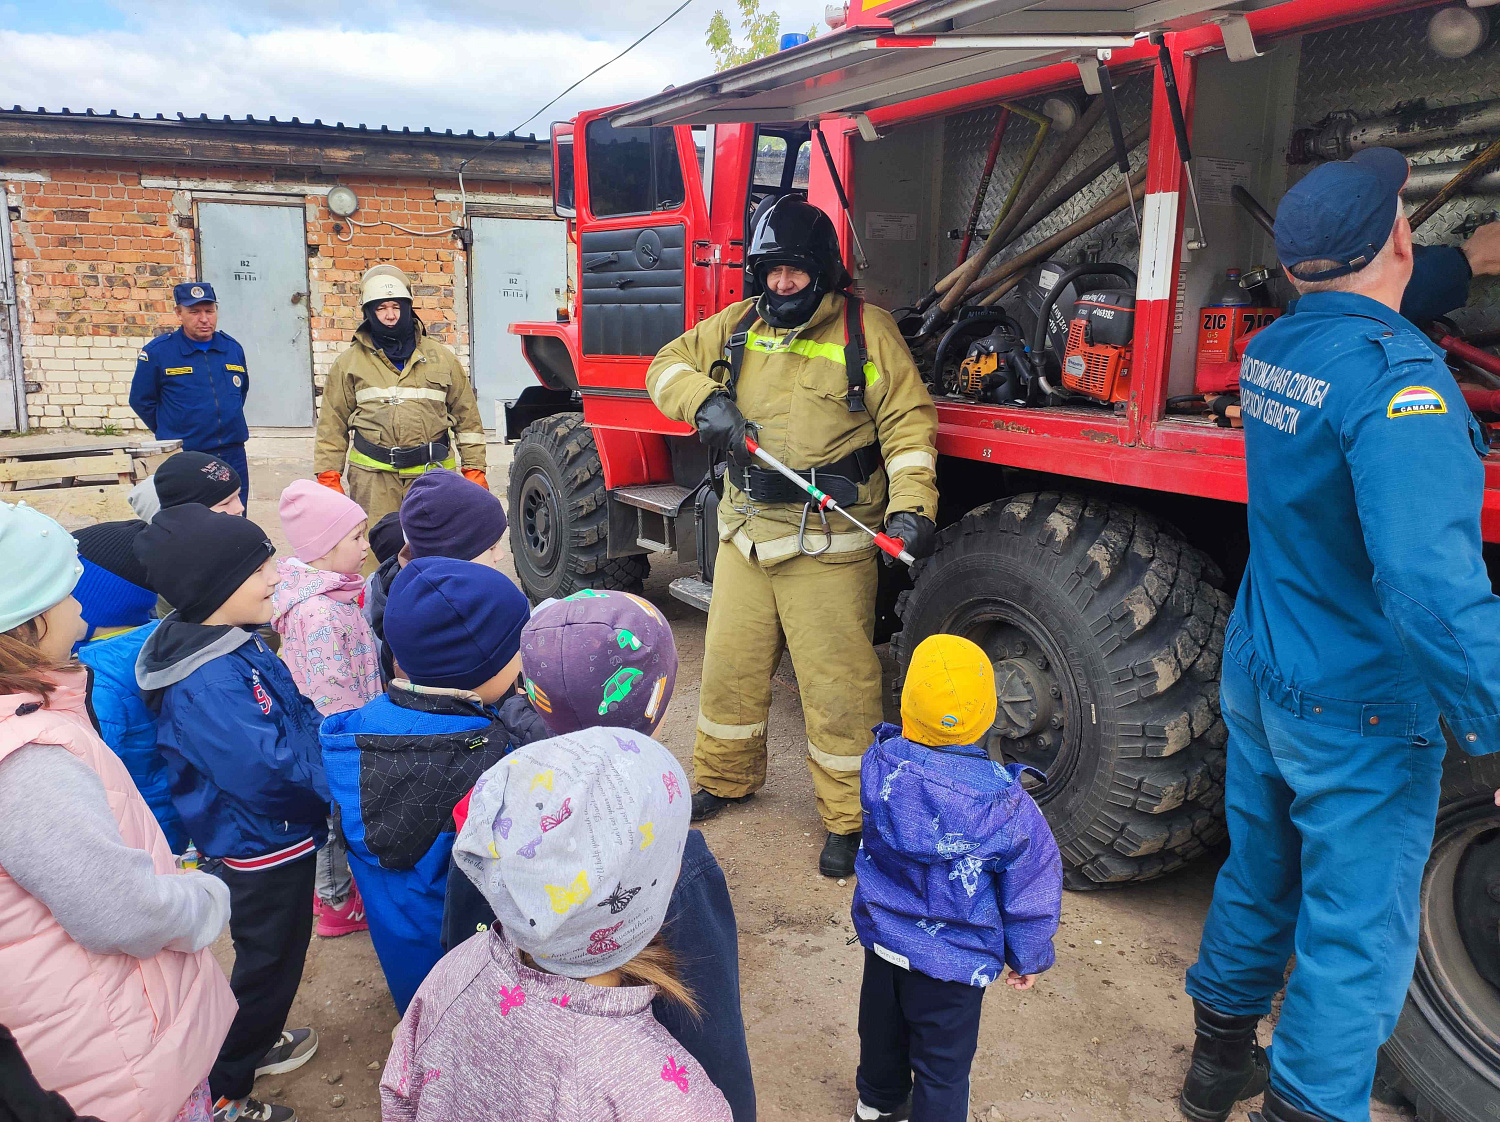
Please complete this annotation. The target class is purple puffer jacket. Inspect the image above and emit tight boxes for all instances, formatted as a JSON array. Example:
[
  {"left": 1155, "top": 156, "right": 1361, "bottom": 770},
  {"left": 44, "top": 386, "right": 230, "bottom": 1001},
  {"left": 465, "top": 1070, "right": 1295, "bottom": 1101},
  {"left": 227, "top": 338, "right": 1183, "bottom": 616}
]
[{"left": 851, "top": 723, "right": 1062, "bottom": 986}]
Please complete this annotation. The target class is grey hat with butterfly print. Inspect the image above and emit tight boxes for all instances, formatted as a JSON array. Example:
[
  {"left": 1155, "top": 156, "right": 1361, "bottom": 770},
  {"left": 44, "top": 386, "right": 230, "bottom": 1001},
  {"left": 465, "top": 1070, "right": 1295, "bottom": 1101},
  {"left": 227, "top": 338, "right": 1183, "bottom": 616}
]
[{"left": 452, "top": 726, "right": 691, "bottom": 979}]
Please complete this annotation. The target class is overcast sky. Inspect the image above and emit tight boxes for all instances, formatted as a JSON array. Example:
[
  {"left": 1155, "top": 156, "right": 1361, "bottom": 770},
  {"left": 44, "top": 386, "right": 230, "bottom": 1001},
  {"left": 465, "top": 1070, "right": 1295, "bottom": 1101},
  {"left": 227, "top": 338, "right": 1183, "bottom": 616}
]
[{"left": 0, "top": 0, "right": 832, "bottom": 139}]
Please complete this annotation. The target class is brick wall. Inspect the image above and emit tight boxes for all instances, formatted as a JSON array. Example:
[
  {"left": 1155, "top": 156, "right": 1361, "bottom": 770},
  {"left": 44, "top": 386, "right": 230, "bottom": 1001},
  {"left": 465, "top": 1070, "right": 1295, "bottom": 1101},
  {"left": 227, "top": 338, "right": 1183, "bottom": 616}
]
[{"left": 2, "top": 158, "right": 549, "bottom": 432}]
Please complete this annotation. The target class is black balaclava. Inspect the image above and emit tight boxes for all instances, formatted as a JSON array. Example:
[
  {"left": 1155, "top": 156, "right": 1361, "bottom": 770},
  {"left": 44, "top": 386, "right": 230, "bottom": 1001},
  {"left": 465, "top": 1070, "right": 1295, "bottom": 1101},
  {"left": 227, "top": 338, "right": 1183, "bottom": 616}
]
[
  {"left": 756, "top": 266, "right": 826, "bottom": 330},
  {"left": 364, "top": 298, "right": 417, "bottom": 367}
]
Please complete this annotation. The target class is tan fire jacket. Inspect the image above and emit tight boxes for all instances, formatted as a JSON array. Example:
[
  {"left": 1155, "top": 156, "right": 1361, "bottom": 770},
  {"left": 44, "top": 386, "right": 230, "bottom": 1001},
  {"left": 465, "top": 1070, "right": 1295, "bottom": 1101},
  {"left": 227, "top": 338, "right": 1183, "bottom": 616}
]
[
  {"left": 314, "top": 321, "right": 488, "bottom": 476},
  {"left": 646, "top": 293, "right": 938, "bottom": 565}
]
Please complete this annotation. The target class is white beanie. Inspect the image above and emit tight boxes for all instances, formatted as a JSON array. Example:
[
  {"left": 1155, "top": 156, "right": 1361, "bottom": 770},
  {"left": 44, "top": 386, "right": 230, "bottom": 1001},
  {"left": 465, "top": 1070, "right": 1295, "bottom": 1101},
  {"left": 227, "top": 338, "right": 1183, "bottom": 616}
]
[{"left": 0, "top": 501, "right": 84, "bottom": 633}]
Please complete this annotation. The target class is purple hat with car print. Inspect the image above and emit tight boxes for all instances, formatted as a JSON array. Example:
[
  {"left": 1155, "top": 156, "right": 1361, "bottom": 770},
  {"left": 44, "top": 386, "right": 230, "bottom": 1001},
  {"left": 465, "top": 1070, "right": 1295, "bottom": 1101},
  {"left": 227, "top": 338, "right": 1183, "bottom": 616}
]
[
  {"left": 519, "top": 590, "right": 677, "bottom": 736},
  {"left": 451, "top": 727, "right": 690, "bottom": 978}
]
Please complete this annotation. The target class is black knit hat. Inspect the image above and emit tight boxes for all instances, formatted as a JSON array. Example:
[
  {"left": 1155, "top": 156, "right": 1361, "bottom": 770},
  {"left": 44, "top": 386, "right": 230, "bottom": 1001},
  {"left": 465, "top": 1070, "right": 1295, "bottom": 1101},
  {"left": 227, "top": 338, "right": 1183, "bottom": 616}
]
[
  {"left": 134, "top": 505, "right": 274, "bottom": 623},
  {"left": 73, "top": 519, "right": 154, "bottom": 589},
  {"left": 368, "top": 511, "right": 405, "bottom": 566},
  {"left": 154, "top": 452, "right": 242, "bottom": 510}
]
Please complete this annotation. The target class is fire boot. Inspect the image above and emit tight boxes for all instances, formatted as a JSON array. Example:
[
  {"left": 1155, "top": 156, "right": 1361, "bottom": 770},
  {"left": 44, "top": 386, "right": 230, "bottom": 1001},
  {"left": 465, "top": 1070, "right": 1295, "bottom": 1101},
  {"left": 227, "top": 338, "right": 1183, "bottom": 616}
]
[
  {"left": 1178, "top": 999, "right": 1269, "bottom": 1122},
  {"left": 1250, "top": 1086, "right": 1331, "bottom": 1122}
]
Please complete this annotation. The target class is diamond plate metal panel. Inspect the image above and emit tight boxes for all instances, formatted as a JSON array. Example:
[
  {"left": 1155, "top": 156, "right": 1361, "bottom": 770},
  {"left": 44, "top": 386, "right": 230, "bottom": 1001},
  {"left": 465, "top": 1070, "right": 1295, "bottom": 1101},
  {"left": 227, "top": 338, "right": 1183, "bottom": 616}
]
[
  {"left": 938, "top": 71, "right": 1153, "bottom": 286},
  {"left": 1292, "top": 9, "right": 1500, "bottom": 335}
]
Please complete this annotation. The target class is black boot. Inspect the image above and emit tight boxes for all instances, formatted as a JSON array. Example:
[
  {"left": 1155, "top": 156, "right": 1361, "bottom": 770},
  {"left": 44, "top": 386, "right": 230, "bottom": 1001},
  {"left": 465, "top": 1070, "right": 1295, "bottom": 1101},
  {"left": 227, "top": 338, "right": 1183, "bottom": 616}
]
[
  {"left": 1178, "top": 1000, "right": 1269, "bottom": 1122},
  {"left": 819, "top": 831, "right": 861, "bottom": 877},
  {"left": 690, "top": 788, "right": 750, "bottom": 822},
  {"left": 1250, "top": 1086, "right": 1331, "bottom": 1122}
]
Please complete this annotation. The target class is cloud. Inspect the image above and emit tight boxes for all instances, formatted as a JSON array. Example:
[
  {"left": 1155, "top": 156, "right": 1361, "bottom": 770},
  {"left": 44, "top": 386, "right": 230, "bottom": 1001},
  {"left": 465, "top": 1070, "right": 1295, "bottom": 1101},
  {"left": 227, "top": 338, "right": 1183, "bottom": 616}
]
[{"left": 0, "top": 1, "right": 832, "bottom": 136}]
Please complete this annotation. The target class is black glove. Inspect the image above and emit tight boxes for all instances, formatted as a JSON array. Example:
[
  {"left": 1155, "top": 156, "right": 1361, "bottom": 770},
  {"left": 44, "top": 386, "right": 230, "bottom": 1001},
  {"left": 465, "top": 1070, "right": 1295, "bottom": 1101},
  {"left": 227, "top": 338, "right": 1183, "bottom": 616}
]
[
  {"left": 694, "top": 393, "right": 753, "bottom": 467},
  {"left": 885, "top": 512, "right": 936, "bottom": 560}
]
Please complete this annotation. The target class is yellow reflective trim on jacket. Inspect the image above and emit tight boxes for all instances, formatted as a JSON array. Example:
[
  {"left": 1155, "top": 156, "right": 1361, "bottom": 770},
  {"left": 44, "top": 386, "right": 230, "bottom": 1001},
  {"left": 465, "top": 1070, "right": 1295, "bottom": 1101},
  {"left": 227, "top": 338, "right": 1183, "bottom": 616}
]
[
  {"left": 744, "top": 330, "right": 881, "bottom": 387},
  {"left": 354, "top": 385, "right": 448, "bottom": 406},
  {"left": 347, "top": 448, "right": 457, "bottom": 475}
]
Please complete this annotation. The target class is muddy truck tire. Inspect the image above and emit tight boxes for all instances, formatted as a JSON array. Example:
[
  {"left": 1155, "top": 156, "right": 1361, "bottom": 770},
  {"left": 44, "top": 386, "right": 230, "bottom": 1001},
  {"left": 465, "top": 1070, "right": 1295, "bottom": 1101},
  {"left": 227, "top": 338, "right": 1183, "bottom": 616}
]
[
  {"left": 1374, "top": 746, "right": 1500, "bottom": 1121},
  {"left": 894, "top": 492, "right": 1230, "bottom": 887},
  {"left": 508, "top": 413, "right": 649, "bottom": 601}
]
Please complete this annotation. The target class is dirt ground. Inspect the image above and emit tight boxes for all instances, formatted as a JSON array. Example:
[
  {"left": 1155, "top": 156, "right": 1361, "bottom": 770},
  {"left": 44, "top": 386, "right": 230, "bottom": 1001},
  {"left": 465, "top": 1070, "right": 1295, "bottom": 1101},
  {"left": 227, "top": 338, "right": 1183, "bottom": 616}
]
[{"left": 17, "top": 429, "right": 1415, "bottom": 1122}]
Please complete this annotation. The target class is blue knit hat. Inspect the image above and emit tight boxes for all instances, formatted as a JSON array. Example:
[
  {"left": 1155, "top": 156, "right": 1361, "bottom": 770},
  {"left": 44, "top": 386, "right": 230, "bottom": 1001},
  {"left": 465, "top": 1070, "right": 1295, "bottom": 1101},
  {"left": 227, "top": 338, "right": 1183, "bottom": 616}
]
[
  {"left": 400, "top": 469, "right": 507, "bottom": 561},
  {"left": 72, "top": 520, "right": 157, "bottom": 635},
  {"left": 0, "top": 500, "right": 85, "bottom": 634},
  {"left": 386, "top": 557, "right": 530, "bottom": 691}
]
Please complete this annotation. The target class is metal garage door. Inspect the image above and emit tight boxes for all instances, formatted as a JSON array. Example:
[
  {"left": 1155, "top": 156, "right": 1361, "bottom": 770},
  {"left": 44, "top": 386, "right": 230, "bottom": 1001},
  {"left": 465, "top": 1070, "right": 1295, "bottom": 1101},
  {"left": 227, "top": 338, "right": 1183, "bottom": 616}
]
[
  {"left": 198, "top": 201, "right": 314, "bottom": 427},
  {"left": 470, "top": 215, "right": 568, "bottom": 430}
]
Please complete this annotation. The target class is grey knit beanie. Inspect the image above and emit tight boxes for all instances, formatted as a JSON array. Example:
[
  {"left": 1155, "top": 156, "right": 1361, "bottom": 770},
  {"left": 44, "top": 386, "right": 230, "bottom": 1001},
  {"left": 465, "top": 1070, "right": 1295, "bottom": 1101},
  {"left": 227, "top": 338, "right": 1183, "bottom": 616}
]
[{"left": 452, "top": 727, "right": 689, "bottom": 979}]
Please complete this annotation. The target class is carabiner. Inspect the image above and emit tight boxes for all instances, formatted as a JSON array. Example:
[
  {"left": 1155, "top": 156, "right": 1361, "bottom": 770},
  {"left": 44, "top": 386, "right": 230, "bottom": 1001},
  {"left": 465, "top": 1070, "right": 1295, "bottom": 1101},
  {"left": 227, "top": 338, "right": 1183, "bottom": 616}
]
[{"left": 798, "top": 501, "right": 833, "bottom": 556}]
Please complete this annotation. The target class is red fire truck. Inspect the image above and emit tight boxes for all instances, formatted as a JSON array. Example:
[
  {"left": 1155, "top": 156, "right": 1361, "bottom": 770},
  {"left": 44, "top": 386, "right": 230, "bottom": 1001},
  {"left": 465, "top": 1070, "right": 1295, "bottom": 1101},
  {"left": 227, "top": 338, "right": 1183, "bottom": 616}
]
[{"left": 507, "top": 0, "right": 1500, "bottom": 1109}]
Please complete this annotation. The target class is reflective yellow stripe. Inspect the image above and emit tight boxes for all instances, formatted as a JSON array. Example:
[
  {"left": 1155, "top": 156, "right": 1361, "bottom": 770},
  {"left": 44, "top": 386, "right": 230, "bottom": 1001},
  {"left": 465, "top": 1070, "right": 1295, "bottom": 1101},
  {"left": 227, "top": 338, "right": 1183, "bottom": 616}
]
[
  {"left": 653, "top": 362, "right": 696, "bottom": 395},
  {"left": 752, "top": 530, "right": 874, "bottom": 563},
  {"left": 807, "top": 741, "right": 863, "bottom": 773},
  {"left": 347, "top": 448, "right": 457, "bottom": 475},
  {"left": 354, "top": 386, "right": 447, "bottom": 406},
  {"left": 886, "top": 450, "right": 935, "bottom": 475},
  {"left": 745, "top": 330, "right": 881, "bottom": 386},
  {"left": 697, "top": 712, "right": 767, "bottom": 741},
  {"left": 455, "top": 432, "right": 487, "bottom": 446}
]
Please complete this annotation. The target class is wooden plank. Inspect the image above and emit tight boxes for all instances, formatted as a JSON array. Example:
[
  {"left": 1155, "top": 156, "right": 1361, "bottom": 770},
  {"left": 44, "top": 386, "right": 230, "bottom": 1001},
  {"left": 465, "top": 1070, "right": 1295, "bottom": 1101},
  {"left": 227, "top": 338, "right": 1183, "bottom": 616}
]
[
  {"left": 17, "top": 485, "right": 136, "bottom": 530},
  {"left": 0, "top": 451, "right": 134, "bottom": 485},
  {"left": 0, "top": 438, "right": 133, "bottom": 461}
]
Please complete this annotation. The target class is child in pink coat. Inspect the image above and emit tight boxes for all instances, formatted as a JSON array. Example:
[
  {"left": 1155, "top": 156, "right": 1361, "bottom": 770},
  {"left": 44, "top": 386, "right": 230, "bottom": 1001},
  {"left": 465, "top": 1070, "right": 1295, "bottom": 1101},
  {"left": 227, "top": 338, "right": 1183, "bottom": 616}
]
[{"left": 273, "top": 478, "right": 381, "bottom": 937}]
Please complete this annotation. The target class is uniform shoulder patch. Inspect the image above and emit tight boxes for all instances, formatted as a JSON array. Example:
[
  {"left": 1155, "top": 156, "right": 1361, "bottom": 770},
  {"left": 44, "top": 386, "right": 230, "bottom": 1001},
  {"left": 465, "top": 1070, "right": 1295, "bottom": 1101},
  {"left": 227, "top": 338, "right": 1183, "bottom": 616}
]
[
  {"left": 1387, "top": 385, "right": 1447, "bottom": 418},
  {"left": 137, "top": 349, "right": 150, "bottom": 362}
]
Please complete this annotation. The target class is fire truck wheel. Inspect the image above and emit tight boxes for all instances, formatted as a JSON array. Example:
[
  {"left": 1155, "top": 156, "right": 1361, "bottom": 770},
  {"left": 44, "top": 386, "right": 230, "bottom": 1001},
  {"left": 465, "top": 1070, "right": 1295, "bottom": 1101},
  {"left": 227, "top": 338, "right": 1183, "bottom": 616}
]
[
  {"left": 893, "top": 492, "right": 1230, "bottom": 887},
  {"left": 1374, "top": 746, "right": 1500, "bottom": 1122},
  {"left": 508, "top": 412, "right": 649, "bottom": 601}
]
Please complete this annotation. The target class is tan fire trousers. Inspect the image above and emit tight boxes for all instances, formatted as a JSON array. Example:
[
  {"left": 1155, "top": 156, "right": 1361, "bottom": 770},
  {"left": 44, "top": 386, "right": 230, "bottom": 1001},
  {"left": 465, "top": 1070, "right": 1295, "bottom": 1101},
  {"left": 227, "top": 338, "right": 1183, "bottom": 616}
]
[{"left": 695, "top": 543, "right": 883, "bottom": 836}]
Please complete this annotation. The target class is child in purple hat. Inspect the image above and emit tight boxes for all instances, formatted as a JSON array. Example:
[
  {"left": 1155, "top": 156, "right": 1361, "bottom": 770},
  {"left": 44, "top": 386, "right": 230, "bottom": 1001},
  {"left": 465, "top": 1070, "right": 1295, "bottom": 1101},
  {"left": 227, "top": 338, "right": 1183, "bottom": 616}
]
[{"left": 440, "top": 590, "right": 756, "bottom": 1122}]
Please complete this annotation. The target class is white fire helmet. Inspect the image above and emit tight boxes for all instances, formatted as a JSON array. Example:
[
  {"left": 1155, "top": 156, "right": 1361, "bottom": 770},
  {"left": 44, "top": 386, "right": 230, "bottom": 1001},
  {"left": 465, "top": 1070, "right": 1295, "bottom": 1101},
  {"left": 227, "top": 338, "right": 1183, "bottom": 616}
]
[{"left": 360, "top": 264, "right": 412, "bottom": 306}]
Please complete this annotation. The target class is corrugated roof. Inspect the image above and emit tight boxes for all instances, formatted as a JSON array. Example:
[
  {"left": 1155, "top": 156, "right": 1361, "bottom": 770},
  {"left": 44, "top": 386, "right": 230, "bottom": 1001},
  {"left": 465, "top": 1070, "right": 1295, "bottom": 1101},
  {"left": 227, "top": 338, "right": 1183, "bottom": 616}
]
[{"left": 0, "top": 106, "right": 540, "bottom": 145}]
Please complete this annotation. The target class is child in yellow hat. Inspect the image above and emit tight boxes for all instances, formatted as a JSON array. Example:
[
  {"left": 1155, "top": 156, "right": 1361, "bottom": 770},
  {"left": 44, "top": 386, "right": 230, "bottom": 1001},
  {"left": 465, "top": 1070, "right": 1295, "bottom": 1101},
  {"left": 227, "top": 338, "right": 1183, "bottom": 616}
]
[{"left": 848, "top": 633, "right": 1063, "bottom": 1122}]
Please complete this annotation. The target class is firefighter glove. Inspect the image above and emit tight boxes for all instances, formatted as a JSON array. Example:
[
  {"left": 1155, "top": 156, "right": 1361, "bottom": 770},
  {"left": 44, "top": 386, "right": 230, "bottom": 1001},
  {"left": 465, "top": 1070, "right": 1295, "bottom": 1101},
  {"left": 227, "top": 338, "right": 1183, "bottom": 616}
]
[
  {"left": 694, "top": 392, "right": 753, "bottom": 467},
  {"left": 462, "top": 468, "right": 490, "bottom": 490},
  {"left": 316, "top": 470, "right": 345, "bottom": 495},
  {"left": 885, "top": 512, "right": 936, "bottom": 561}
]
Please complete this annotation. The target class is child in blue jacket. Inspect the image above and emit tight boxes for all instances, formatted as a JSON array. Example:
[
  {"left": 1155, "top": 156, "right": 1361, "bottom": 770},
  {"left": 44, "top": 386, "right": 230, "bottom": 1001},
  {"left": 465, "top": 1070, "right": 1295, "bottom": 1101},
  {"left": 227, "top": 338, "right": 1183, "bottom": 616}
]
[
  {"left": 69, "top": 519, "right": 187, "bottom": 853},
  {"left": 850, "top": 634, "right": 1063, "bottom": 1122},
  {"left": 442, "top": 589, "right": 758, "bottom": 1122},
  {"left": 319, "top": 556, "right": 535, "bottom": 1015},
  {"left": 135, "top": 505, "right": 328, "bottom": 1122}
]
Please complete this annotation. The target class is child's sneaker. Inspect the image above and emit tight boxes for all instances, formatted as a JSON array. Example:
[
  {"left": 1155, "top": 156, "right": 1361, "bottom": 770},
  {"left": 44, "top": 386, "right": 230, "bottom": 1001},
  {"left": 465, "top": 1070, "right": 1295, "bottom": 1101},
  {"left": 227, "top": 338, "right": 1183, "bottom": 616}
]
[
  {"left": 254, "top": 1028, "right": 319, "bottom": 1076},
  {"left": 315, "top": 885, "right": 368, "bottom": 938},
  {"left": 849, "top": 1100, "right": 910, "bottom": 1122},
  {"left": 212, "top": 1096, "right": 296, "bottom": 1122}
]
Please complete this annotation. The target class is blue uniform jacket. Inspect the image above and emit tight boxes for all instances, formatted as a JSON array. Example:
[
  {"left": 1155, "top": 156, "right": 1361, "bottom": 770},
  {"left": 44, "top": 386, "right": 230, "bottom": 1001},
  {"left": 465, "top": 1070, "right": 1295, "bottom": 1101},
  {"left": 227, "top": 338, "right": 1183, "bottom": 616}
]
[
  {"left": 138, "top": 620, "right": 329, "bottom": 860},
  {"left": 320, "top": 684, "right": 541, "bottom": 1013},
  {"left": 1400, "top": 243, "right": 1472, "bottom": 325},
  {"left": 76, "top": 621, "right": 190, "bottom": 853},
  {"left": 851, "top": 724, "right": 1063, "bottom": 985},
  {"left": 1234, "top": 290, "right": 1500, "bottom": 752},
  {"left": 130, "top": 328, "right": 250, "bottom": 449}
]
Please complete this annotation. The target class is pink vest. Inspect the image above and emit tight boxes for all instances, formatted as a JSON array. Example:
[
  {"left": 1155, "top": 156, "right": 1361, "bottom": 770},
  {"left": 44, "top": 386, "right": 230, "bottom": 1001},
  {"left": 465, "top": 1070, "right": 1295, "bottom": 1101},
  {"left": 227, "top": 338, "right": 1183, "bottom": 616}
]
[{"left": 0, "top": 671, "right": 237, "bottom": 1121}]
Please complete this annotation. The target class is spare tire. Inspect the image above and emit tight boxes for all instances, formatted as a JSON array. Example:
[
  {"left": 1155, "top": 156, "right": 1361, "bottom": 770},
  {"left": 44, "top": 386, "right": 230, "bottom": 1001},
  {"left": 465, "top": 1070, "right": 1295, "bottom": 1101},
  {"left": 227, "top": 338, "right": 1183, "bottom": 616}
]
[
  {"left": 1374, "top": 746, "right": 1500, "bottom": 1121},
  {"left": 893, "top": 492, "right": 1230, "bottom": 886}
]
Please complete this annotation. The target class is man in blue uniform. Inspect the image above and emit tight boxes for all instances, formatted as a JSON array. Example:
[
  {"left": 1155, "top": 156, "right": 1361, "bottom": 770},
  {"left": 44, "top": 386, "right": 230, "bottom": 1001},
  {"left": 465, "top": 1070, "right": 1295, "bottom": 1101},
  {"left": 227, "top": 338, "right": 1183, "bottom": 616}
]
[
  {"left": 130, "top": 282, "right": 251, "bottom": 506},
  {"left": 1402, "top": 220, "right": 1500, "bottom": 324},
  {"left": 1177, "top": 148, "right": 1500, "bottom": 1122}
]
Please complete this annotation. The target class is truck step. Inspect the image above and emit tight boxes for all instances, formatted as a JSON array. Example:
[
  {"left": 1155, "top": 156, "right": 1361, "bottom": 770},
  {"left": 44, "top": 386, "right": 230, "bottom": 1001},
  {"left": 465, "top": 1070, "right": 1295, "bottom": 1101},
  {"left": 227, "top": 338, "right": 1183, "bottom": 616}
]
[
  {"left": 669, "top": 576, "right": 713, "bottom": 612},
  {"left": 613, "top": 483, "right": 693, "bottom": 516}
]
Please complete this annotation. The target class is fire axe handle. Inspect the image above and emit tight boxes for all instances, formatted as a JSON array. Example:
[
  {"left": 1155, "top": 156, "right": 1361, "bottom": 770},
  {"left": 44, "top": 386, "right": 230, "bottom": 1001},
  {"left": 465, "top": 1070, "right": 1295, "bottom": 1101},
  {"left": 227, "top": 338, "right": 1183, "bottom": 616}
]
[
  {"left": 1408, "top": 137, "right": 1500, "bottom": 232},
  {"left": 742, "top": 436, "right": 916, "bottom": 566}
]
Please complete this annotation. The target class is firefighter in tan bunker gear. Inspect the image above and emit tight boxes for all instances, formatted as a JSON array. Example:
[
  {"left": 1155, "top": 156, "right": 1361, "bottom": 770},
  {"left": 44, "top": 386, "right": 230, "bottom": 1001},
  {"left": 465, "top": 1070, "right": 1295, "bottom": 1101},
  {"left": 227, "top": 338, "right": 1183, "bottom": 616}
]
[
  {"left": 314, "top": 264, "right": 489, "bottom": 525},
  {"left": 646, "top": 198, "right": 939, "bottom": 877}
]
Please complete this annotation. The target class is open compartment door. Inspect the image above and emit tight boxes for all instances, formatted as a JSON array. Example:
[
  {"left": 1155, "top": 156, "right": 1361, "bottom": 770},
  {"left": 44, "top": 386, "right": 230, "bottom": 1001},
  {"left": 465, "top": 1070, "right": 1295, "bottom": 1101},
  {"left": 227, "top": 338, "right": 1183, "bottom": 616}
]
[{"left": 613, "top": 0, "right": 1289, "bottom": 127}]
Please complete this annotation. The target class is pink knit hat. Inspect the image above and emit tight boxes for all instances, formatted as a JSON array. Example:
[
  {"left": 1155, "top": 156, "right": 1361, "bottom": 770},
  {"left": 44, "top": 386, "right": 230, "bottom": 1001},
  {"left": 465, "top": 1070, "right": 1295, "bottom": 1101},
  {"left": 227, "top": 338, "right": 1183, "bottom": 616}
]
[{"left": 279, "top": 479, "right": 368, "bottom": 563}]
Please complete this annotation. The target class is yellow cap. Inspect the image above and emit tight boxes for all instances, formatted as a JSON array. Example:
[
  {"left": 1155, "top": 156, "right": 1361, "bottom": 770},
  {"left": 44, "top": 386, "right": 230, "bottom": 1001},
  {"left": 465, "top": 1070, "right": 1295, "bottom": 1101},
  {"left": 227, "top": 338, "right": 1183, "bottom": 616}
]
[{"left": 900, "top": 634, "right": 997, "bottom": 746}]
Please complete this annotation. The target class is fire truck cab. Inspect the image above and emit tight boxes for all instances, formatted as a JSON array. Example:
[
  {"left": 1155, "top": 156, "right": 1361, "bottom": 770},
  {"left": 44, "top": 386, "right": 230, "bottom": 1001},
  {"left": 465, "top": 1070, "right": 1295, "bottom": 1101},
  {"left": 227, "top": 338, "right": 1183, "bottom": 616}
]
[{"left": 508, "top": 0, "right": 1500, "bottom": 1110}]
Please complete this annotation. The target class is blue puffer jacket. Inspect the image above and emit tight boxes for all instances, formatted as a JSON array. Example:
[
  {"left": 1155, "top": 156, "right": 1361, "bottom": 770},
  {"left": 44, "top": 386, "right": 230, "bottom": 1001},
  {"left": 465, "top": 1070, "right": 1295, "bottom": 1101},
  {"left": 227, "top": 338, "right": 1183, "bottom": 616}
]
[
  {"left": 76, "top": 621, "right": 189, "bottom": 853},
  {"left": 851, "top": 723, "right": 1063, "bottom": 986},
  {"left": 138, "top": 619, "right": 329, "bottom": 861},
  {"left": 320, "top": 683, "right": 543, "bottom": 1013}
]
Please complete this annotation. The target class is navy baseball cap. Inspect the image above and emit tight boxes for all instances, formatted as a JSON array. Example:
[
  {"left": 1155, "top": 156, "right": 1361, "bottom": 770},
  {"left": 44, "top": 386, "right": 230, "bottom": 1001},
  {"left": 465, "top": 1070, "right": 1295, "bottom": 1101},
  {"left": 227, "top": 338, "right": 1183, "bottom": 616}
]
[
  {"left": 1275, "top": 147, "right": 1409, "bottom": 281},
  {"left": 173, "top": 281, "right": 216, "bottom": 306}
]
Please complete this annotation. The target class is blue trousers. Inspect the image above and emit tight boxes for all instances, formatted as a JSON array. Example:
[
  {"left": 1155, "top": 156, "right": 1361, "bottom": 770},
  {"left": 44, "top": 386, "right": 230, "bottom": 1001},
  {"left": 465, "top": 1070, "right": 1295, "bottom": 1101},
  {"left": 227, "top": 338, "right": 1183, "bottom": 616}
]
[
  {"left": 856, "top": 950, "right": 984, "bottom": 1122},
  {"left": 1185, "top": 658, "right": 1443, "bottom": 1122}
]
